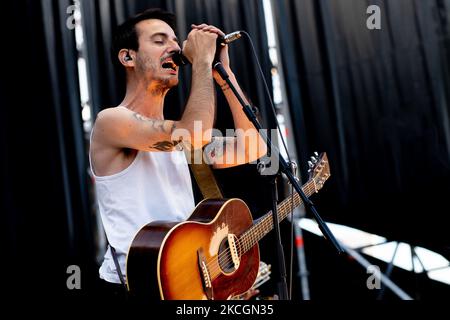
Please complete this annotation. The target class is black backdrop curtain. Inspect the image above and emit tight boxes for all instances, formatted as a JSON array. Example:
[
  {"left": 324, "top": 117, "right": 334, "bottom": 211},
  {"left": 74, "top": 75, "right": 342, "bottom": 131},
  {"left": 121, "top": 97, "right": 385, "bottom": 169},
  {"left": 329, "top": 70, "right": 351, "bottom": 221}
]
[
  {"left": 273, "top": 0, "right": 450, "bottom": 255},
  {"left": 1, "top": 0, "right": 96, "bottom": 297}
]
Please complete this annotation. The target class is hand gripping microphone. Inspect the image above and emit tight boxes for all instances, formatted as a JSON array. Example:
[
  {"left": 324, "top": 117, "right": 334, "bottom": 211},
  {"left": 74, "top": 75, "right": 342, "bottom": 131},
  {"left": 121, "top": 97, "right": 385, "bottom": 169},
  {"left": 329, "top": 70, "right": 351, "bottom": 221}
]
[{"left": 172, "top": 31, "right": 242, "bottom": 66}]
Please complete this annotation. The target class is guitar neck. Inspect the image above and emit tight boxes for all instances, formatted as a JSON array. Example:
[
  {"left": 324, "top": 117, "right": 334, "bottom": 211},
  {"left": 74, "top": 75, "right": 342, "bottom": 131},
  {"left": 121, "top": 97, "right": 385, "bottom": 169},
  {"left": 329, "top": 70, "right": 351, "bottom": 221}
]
[{"left": 239, "top": 180, "right": 316, "bottom": 254}]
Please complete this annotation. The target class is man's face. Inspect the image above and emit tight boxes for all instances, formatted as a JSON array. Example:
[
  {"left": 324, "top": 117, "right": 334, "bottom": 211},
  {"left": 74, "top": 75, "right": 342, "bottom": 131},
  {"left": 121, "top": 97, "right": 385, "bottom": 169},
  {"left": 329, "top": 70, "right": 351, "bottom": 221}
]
[{"left": 134, "top": 19, "right": 181, "bottom": 91}]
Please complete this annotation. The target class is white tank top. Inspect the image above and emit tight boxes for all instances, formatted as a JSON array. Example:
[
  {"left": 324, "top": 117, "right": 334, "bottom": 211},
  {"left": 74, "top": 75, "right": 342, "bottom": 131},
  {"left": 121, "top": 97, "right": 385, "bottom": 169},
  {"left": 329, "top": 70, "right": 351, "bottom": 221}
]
[{"left": 89, "top": 144, "right": 195, "bottom": 284}]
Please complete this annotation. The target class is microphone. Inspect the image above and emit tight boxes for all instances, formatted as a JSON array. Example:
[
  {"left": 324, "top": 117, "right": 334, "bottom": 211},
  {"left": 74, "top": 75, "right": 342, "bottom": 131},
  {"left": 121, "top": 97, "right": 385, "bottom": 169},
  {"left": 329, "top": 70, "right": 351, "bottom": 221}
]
[{"left": 172, "top": 31, "right": 242, "bottom": 66}]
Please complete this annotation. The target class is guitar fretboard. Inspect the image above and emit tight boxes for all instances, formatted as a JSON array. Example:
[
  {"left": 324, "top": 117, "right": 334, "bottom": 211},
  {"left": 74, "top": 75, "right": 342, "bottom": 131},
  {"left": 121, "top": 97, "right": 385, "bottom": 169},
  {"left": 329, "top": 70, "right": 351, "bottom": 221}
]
[{"left": 238, "top": 180, "right": 316, "bottom": 254}]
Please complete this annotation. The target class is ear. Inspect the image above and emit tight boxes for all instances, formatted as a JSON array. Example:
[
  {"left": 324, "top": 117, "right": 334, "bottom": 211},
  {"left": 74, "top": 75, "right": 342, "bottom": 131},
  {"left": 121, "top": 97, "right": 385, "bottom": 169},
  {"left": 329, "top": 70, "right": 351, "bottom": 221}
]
[{"left": 118, "top": 49, "right": 135, "bottom": 67}]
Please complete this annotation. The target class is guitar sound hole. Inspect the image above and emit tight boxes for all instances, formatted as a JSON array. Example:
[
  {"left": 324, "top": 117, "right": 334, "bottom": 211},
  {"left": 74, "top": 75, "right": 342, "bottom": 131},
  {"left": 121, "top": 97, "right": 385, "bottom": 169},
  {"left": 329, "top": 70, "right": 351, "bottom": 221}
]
[{"left": 218, "top": 238, "right": 236, "bottom": 273}]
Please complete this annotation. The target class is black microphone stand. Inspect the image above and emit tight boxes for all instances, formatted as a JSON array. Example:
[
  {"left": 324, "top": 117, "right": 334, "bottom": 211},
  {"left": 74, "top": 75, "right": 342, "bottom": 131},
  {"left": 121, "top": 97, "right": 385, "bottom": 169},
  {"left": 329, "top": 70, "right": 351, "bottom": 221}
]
[{"left": 213, "top": 61, "right": 344, "bottom": 300}]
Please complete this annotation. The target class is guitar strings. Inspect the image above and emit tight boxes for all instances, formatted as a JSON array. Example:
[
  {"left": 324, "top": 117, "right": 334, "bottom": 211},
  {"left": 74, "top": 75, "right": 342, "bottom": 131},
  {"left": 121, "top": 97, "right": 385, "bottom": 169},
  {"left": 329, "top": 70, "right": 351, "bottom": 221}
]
[
  {"left": 204, "top": 181, "right": 315, "bottom": 280},
  {"left": 207, "top": 186, "right": 308, "bottom": 279},
  {"left": 208, "top": 181, "right": 315, "bottom": 279},
  {"left": 206, "top": 191, "right": 305, "bottom": 279},
  {"left": 206, "top": 182, "right": 314, "bottom": 279}
]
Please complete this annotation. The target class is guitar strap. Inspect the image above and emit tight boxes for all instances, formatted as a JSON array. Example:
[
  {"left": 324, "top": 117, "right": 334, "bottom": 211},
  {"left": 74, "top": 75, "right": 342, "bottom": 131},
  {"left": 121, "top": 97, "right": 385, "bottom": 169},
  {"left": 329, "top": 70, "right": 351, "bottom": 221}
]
[
  {"left": 183, "top": 144, "right": 223, "bottom": 199},
  {"left": 109, "top": 245, "right": 127, "bottom": 288}
]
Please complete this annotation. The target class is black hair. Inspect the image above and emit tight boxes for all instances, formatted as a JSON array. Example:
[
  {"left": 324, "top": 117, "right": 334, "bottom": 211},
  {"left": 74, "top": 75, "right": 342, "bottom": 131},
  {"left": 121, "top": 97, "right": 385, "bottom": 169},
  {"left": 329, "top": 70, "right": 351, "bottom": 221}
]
[{"left": 111, "top": 8, "right": 176, "bottom": 67}]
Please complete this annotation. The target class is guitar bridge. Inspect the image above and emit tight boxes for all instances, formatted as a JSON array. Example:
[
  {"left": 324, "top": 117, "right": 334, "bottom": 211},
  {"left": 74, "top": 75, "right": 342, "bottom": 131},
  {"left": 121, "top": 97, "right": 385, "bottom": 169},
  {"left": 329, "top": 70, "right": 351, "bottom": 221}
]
[
  {"left": 227, "top": 234, "right": 240, "bottom": 270},
  {"left": 197, "top": 248, "right": 213, "bottom": 300}
]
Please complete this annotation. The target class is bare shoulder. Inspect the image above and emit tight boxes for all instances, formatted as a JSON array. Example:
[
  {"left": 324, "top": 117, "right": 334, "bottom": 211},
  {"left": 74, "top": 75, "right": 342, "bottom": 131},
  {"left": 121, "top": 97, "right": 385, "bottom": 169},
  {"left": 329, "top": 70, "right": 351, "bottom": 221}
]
[
  {"left": 93, "top": 106, "right": 135, "bottom": 138},
  {"left": 90, "top": 107, "right": 137, "bottom": 176},
  {"left": 90, "top": 107, "right": 124, "bottom": 148},
  {"left": 94, "top": 106, "right": 132, "bottom": 127}
]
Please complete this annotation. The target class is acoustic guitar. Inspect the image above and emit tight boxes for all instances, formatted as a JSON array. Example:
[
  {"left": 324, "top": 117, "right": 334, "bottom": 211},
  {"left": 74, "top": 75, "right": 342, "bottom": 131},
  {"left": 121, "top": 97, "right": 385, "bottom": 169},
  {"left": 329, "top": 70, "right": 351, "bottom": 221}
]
[{"left": 126, "top": 153, "right": 330, "bottom": 300}]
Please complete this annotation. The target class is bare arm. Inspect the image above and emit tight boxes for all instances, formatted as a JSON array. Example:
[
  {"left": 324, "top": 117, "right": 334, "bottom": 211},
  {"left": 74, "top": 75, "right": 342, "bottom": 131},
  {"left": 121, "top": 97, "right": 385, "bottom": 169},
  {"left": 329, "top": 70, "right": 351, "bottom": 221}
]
[
  {"left": 93, "top": 30, "right": 217, "bottom": 152},
  {"left": 93, "top": 108, "right": 179, "bottom": 152},
  {"left": 175, "top": 60, "right": 215, "bottom": 149},
  {"left": 206, "top": 65, "right": 267, "bottom": 168},
  {"left": 191, "top": 24, "right": 267, "bottom": 168},
  {"left": 218, "top": 71, "right": 267, "bottom": 153}
]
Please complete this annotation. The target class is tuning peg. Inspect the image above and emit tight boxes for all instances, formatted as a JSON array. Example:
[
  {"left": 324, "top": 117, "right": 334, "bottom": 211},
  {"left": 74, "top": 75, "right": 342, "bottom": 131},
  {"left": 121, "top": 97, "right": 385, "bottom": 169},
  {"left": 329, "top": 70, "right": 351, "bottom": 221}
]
[
  {"left": 308, "top": 161, "right": 314, "bottom": 168},
  {"left": 310, "top": 156, "right": 318, "bottom": 164},
  {"left": 314, "top": 152, "right": 319, "bottom": 157}
]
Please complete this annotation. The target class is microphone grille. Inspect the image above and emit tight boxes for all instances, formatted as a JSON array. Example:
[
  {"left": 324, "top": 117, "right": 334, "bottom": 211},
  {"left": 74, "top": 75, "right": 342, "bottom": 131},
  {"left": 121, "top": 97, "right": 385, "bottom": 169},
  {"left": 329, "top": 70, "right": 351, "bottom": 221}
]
[{"left": 223, "top": 31, "right": 242, "bottom": 44}]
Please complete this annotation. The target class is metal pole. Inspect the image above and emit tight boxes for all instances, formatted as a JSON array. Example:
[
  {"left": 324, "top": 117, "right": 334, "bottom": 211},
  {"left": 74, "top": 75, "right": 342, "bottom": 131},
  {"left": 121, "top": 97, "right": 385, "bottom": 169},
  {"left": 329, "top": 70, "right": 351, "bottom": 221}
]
[{"left": 294, "top": 216, "right": 310, "bottom": 300}]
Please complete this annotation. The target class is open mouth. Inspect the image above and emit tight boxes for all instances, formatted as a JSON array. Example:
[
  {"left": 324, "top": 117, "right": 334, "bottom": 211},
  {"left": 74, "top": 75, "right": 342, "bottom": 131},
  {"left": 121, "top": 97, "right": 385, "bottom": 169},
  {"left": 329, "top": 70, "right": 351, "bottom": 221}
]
[{"left": 161, "top": 59, "right": 177, "bottom": 72}]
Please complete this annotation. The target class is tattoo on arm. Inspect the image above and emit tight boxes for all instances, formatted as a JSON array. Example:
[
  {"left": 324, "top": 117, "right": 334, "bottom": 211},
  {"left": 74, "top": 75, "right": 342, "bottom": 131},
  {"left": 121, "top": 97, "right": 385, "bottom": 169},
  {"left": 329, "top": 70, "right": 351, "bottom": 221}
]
[
  {"left": 133, "top": 112, "right": 181, "bottom": 151},
  {"left": 133, "top": 112, "right": 174, "bottom": 134},
  {"left": 206, "top": 137, "right": 234, "bottom": 159},
  {"left": 151, "top": 139, "right": 183, "bottom": 152},
  {"left": 220, "top": 83, "right": 230, "bottom": 92}
]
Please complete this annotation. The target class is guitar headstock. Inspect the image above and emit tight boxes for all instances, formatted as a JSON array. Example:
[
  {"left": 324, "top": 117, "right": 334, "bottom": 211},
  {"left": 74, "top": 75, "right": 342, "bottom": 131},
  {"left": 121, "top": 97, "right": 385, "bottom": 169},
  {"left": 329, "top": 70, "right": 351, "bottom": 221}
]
[{"left": 307, "top": 152, "right": 331, "bottom": 192}]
